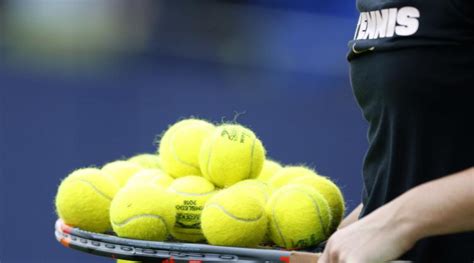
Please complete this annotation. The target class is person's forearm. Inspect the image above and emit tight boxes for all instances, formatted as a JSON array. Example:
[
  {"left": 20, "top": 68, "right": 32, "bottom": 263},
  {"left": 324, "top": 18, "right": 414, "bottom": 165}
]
[
  {"left": 379, "top": 167, "right": 474, "bottom": 243},
  {"left": 337, "top": 203, "right": 363, "bottom": 230}
]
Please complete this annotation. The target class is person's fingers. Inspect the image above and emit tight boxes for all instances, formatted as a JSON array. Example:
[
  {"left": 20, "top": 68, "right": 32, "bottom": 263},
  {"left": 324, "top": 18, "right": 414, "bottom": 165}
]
[
  {"left": 329, "top": 247, "right": 340, "bottom": 263},
  {"left": 319, "top": 239, "right": 338, "bottom": 263},
  {"left": 318, "top": 251, "right": 328, "bottom": 263}
]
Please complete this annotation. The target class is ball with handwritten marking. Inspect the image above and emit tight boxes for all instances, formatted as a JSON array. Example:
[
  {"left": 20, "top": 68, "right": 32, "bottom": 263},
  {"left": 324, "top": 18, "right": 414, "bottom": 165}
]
[{"left": 199, "top": 124, "right": 266, "bottom": 188}]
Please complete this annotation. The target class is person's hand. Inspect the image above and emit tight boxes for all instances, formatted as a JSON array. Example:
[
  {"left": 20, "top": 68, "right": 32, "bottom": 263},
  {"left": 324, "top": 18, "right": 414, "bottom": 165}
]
[
  {"left": 319, "top": 168, "right": 474, "bottom": 262},
  {"left": 318, "top": 205, "right": 417, "bottom": 263}
]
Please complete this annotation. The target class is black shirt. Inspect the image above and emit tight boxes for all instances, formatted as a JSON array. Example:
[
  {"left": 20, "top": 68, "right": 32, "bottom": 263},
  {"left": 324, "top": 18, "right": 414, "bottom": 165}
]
[{"left": 348, "top": 0, "right": 474, "bottom": 262}]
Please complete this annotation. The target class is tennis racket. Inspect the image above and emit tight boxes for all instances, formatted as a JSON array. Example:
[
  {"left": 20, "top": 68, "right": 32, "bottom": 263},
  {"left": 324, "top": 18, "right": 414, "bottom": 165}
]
[{"left": 55, "top": 219, "right": 322, "bottom": 263}]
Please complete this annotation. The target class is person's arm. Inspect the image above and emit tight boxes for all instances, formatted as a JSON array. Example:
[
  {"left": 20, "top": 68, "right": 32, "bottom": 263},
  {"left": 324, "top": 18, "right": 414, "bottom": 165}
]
[
  {"left": 319, "top": 167, "right": 474, "bottom": 263},
  {"left": 337, "top": 203, "right": 362, "bottom": 230}
]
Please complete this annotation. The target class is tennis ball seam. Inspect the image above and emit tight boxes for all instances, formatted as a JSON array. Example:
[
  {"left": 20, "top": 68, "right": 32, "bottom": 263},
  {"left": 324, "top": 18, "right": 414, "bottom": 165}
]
[
  {"left": 111, "top": 214, "right": 170, "bottom": 233},
  {"left": 168, "top": 188, "right": 216, "bottom": 197},
  {"left": 270, "top": 191, "right": 289, "bottom": 247},
  {"left": 303, "top": 190, "right": 328, "bottom": 237},
  {"left": 67, "top": 179, "right": 114, "bottom": 201},
  {"left": 270, "top": 188, "right": 329, "bottom": 248},
  {"left": 169, "top": 128, "right": 200, "bottom": 171},
  {"left": 247, "top": 136, "right": 257, "bottom": 180},
  {"left": 204, "top": 130, "right": 221, "bottom": 184},
  {"left": 204, "top": 129, "right": 259, "bottom": 185},
  {"left": 293, "top": 188, "right": 329, "bottom": 237},
  {"left": 205, "top": 203, "right": 263, "bottom": 222}
]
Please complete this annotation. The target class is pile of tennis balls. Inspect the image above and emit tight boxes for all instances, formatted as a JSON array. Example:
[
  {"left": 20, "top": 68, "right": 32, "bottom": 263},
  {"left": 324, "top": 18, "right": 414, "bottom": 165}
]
[{"left": 55, "top": 118, "right": 345, "bottom": 250}]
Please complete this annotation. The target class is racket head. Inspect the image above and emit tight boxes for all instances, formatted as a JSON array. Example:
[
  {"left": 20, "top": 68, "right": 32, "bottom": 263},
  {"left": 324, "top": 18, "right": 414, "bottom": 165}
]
[{"left": 54, "top": 219, "right": 293, "bottom": 262}]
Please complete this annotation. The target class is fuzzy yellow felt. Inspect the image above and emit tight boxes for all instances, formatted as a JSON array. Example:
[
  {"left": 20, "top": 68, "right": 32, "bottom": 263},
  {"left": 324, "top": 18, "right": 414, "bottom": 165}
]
[
  {"left": 268, "top": 166, "right": 316, "bottom": 191},
  {"left": 199, "top": 124, "right": 266, "bottom": 187},
  {"left": 110, "top": 184, "right": 176, "bottom": 241},
  {"left": 102, "top": 160, "right": 143, "bottom": 187},
  {"left": 55, "top": 168, "right": 119, "bottom": 233},
  {"left": 159, "top": 119, "right": 215, "bottom": 178},
  {"left": 266, "top": 184, "right": 332, "bottom": 249},
  {"left": 126, "top": 168, "right": 174, "bottom": 189},
  {"left": 255, "top": 159, "right": 282, "bottom": 182},
  {"left": 227, "top": 179, "right": 270, "bottom": 205},
  {"left": 201, "top": 189, "right": 267, "bottom": 247},
  {"left": 167, "top": 175, "right": 216, "bottom": 242},
  {"left": 128, "top": 153, "right": 162, "bottom": 169},
  {"left": 290, "top": 175, "right": 345, "bottom": 234}
]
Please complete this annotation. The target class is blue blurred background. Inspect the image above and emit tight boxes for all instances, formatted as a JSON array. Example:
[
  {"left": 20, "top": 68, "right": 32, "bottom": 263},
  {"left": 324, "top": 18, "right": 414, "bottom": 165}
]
[{"left": 0, "top": 1, "right": 365, "bottom": 262}]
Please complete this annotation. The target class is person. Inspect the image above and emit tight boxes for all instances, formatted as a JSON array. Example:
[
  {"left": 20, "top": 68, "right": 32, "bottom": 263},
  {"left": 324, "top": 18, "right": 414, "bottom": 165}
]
[{"left": 319, "top": 0, "right": 474, "bottom": 262}]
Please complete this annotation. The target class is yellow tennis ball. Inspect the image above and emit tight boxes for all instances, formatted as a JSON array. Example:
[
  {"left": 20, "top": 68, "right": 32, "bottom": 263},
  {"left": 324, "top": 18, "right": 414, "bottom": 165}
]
[
  {"left": 268, "top": 166, "right": 315, "bottom": 191},
  {"left": 159, "top": 119, "right": 216, "bottom": 178},
  {"left": 126, "top": 168, "right": 174, "bottom": 189},
  {"left": 256, "top": 159, "right": 282, "bottom": 182},
  {"left": 110, "top": 184, "right": 176, "bottom": 241},
  {"left": 290, "top": 175, "right": 345, "bottom": 234},
  {"left": 227, "top": 179, "right": 270, "bottom": 205},
  {"left": 227, "top": 180, "right": 271, "bottom": 244},
  {"left": 128, "top": 153, "right": 162, "bottom": 169},
  {"left": 201, "top": 189, "right": 267, "bottom": 247},
  {"left": 55, "top": 168, "right": 119, "bottom": 233},
  {"left": 199, "top": 124, "right": 266, "bottom": 188},
  {"left": 266, "top": 184, "right": 332, "bottom": 249},
  {"left": 117, "top": 260, "right": 140, "bottom": 263},
  {"left": 167, "top": 175, "right": 216, "bottom": 242},
  {"left": 102, "top": 160, "right": 143, "bottom": 187}
]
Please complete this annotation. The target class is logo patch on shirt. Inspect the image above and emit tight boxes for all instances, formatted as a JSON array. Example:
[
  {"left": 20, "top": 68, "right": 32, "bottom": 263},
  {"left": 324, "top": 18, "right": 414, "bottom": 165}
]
[{"left": 353, "top": 6, "right": 420, "bottom": 40}]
